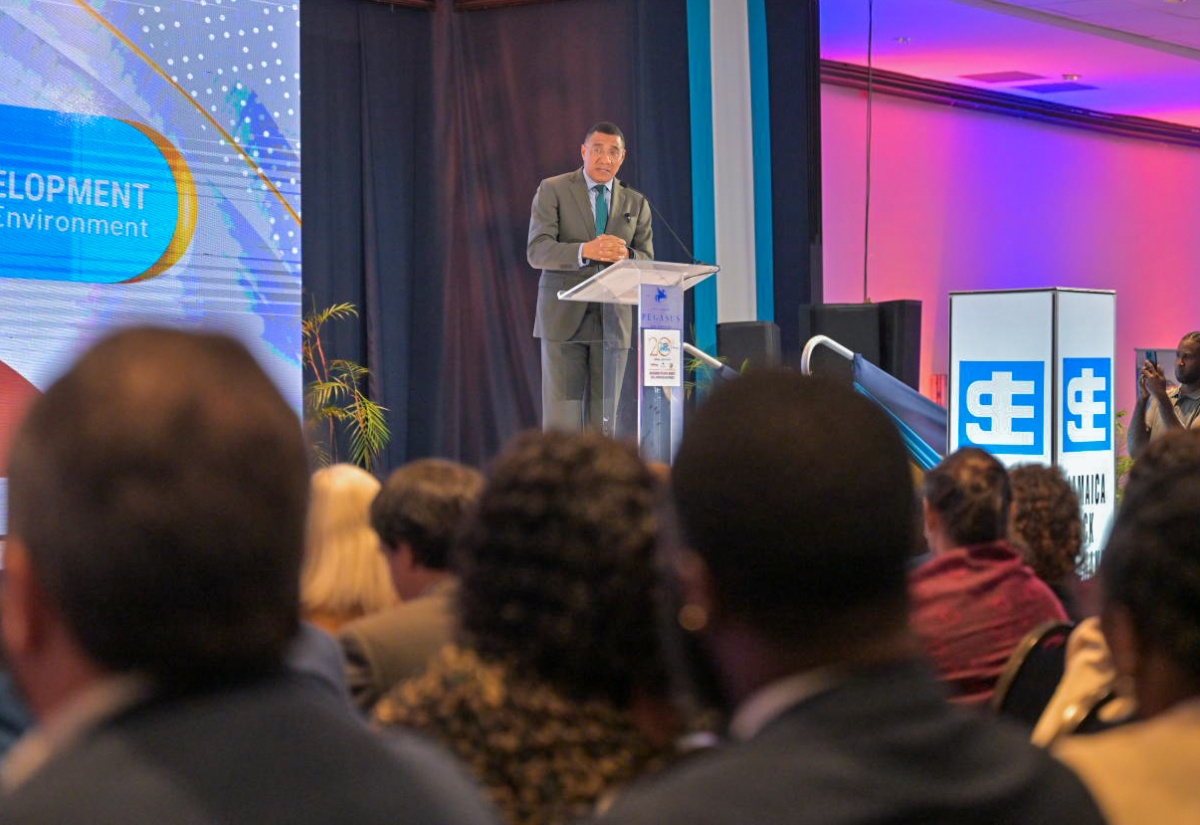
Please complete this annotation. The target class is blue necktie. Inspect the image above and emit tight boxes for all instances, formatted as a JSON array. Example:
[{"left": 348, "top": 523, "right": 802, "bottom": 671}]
[{"left": 594, "top": 184, "right": 608, "bottom": 234}]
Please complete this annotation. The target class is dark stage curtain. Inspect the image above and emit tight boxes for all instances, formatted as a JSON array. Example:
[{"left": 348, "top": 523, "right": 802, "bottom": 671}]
[
  {"left": 765, "top": 0, "right": 822, "bottom": 358},
  {"left": 302, "top": 0, "right": 692, "bottom": 470},
  {"left": 301, "top": 0, "right": 438, "bottom": 466}
]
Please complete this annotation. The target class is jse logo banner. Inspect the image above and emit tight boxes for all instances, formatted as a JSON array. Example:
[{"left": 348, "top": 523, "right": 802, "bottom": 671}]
[
  {"left": 958, "top": 361, "right": 1045, "bottom": 455},
  {"left": 1062, "top": 357, "right": 1112, "bottom": 452},
  {"left": 0, "top": 103, "right": 197, "bottom": 283}
]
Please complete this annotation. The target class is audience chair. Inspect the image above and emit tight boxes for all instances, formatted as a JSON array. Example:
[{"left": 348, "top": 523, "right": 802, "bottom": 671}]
[{"left": 991, "top": 621, "right": 1075, "bottom": 730}]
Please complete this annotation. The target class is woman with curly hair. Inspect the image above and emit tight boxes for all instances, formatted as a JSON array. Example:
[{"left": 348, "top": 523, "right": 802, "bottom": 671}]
[
  {"left": 1009, "top": 463, "right": 1085, "bottom": 621},
  {"left": 373, "top": 430, "right": 676, "bottom": 825}
]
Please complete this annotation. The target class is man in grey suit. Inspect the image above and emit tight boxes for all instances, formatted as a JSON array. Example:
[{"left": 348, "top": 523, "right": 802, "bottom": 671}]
[
  {"left": 597, "top": 370, "right": 1105, "bottom": 825},
  {"left": 0, "top": 328, "right": 496, "bottom": 825},
  {"left": 340, "top": 458, "right": 484, "bottom": 714},
  {"left": 528, "top": 121, "right": 653, "bottom": 432}
]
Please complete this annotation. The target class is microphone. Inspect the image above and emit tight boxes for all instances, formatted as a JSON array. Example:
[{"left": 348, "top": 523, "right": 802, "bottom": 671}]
[
  {"left": 620, "top": 182, "right": 706, "bottom": 266},
  {"left": 624, "top": 212, "right": 633, "bottom": 223}
]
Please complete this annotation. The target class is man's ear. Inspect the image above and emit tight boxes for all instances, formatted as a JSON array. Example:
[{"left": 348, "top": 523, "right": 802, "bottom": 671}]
[
  {"left": 1, "top": 538, "right": 46, "bottom": 662},
  {"left": 392, "top": 541, "right": 416, "bottom": 571},
  {"left": 384, "top": 540, "right": 416, "bottom": 597}
]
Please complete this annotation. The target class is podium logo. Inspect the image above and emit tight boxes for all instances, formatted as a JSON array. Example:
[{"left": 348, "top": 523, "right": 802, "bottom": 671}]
[
  {"left": 958, "top": 361, "right": 1045, "bottom": 455},
  {"left": 1063, "top": 357, "right": 1112, "bottom": 452},
  {"left": 647, "top": 335, "right": 673, "bottom": 357}
]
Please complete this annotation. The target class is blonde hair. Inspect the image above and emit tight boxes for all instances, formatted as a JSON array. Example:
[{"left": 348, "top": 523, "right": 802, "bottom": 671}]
[{"left": 300, "top": 464, "right": 397, "bottom": 631}]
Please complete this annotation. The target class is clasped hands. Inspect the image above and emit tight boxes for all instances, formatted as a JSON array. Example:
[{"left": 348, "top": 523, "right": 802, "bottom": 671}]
[{"left": 583, "top": 235, "right": 629, "bottom": 264}]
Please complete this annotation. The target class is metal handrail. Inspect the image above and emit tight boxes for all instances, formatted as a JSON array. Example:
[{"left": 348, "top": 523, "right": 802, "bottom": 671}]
[
  {"left": 800, "top": 334, "right": 855, "bottom": 375},
  {"left": 682, "top": 342, "right": 723, "bottom": 371}
]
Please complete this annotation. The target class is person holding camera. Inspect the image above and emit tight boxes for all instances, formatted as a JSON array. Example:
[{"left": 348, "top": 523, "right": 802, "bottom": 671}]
[{"left": 1128, "top": 331, "right": 1200, "bottom": 459}]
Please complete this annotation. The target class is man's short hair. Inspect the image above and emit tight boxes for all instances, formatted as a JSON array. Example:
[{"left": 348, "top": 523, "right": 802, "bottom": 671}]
[
  {"left": 923, "top": 448, "right": 1011, "bottom": 547},
  {"left": 671, "top": 369, "right": 915, "bottom": 640},
  {"left": 1181, "top": 330, "right": 1200, "bottom": 347},
  {"left": 1102, "top": 430, "right": 1200, "bottom": 683},
  {"left": 583, "top": 121, "right": 625, "bottom": 146},
  {"left": 369, "top": 459, "right": 484, "bottom": 570},
  {"left": 6, "top": 327, "right": 309, "bottom": 687}
]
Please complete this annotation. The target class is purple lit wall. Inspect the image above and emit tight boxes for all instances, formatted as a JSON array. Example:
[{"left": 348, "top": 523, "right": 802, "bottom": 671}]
[{"left": 821, "top": 83, "right": 1200, "bottom": 417}]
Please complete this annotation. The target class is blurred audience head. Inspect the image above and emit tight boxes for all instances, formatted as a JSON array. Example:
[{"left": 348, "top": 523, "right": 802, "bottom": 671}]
[
  {"left": 1100, "top": 430, "right": 1200, "bottom": 716},
  {"left": 455, "top": 430, "right": 662, "bottom": 709},
  {"left": 2, "top": 327, "right": 309, "bottom": 707},
  {"left": 669, "top": 369, "right": 915, "bottom": 697},
  {"left": 923, "top": 447, "right": 1011, "bottom": 551},
  {"left": 369, "top": 458, "right": 484, "bottom": 600},
  {"left": 1124, "top": 426, "right": 1200, "bottom": 509},
  {"left": 1009, "top": 463, "right": 1083, "bottom": 585},
  {"left": 301, "top": 463, "right": 394, "bottom": 632}
]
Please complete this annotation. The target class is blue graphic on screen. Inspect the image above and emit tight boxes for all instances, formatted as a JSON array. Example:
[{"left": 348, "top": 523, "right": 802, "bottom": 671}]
[
  {"left": 1062, "top": 357, "right": 1112, "bottom": 452},
  {"left": 0, "top": 0, "right": 301, "bottom": 532},
  {"left": 0, "top": 104, "right": 196, "bottom": 283},
  {"left": 958, "top": 361, "right": 1045, "bottom": 455}
]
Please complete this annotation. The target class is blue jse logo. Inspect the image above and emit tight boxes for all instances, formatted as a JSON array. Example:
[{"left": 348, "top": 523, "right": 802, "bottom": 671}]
[
  {"left": 1063, "top": 357, "right": 1112, "bottom": 452},
  {"left": 958, "top": 361, "right": 1045, "bottom": 455}
]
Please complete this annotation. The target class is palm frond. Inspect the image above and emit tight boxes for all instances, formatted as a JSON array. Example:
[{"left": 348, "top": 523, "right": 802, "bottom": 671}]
[
  {"left": 302, "top": 302, "right": 358, "bottom": 336},
  {"left": 305, "top": 379, "right": 355, "bottom": 412},
  {"left": 301, "top": 299, "right": 390, "bottom": 469},
  {"left": 348, "top": 396, "right": 391, "bottom": 470},
  {"left": 308, "top": 439, "right": 333, "bottom": 468},
  {"left": 329, "top": 359, "right": 370, "bottom": 382}
]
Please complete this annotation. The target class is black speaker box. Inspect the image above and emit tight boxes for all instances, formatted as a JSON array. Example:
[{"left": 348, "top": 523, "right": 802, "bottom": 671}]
[
  {"left": 798, "top": 300, "right": 921, "bottom": 389},
  {"left": 717, "top": 321, "right": 782, "bottom": 372},
  {"left": 878, "top": 300, "right": 922, "bottom": 390}
]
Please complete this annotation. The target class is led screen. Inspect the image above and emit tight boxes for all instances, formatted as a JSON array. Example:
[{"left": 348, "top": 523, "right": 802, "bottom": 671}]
[{"left": 0, "top": 0, "right": 302, "bottom": 532}]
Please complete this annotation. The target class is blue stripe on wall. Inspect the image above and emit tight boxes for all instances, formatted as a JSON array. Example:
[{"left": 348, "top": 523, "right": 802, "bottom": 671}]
[
  {"left": 747, "top": 0, "right": 774, "bottom": 322},
  {"left": 687, "top": 0, "right": 717, "bottom": 356}
]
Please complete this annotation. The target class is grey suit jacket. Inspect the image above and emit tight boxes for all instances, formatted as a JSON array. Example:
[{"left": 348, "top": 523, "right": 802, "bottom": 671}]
[
  {"left": 339, "top": 578, "right": 458, "bottom": 714},
  {"left": 0, "top": 672, "right": 499, "bottom": 824},
  {"left": 597, "top": 660, "right": 1106, "bottom": 825},
  {"left": 527, "top": 168, "right": 653, "bottom": 345}
]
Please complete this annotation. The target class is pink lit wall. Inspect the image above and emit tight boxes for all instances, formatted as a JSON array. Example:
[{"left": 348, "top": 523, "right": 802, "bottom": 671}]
[{"left": 821, "top": 83, "right": 1200, "bottom": 417}]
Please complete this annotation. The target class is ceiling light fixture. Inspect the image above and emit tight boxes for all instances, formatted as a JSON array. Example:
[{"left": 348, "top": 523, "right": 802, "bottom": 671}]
[
  {"left": 894, "top": 36, "right": 912, "bottom": 43},
  {"left": 1062, "top": 73, "right": 1082, "bottom": 81}
]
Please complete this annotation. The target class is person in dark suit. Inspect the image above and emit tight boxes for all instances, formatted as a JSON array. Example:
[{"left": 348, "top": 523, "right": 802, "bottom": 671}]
[
  {"left": 596, "top": 369, "right": 1105, "bottom": 824},
  {"left": 0, "top": 327, "right": 497, "bottom": 825},
  {"left": 527, "top": 121, "right": 653, "bottom": 432}
]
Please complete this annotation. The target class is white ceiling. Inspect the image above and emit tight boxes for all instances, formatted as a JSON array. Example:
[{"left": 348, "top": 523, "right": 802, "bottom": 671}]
[
  {"left": 976, "top": 0, "right": 1200, "bottom": 53},
  {"left": 820, "top": 0, "right": 1200, "bottom": 128}
]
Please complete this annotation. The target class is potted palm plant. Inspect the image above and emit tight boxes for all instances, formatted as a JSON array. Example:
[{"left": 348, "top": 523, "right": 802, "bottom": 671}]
[{"left": 301, "top": 301, "right": 390, "bottom": 471}]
